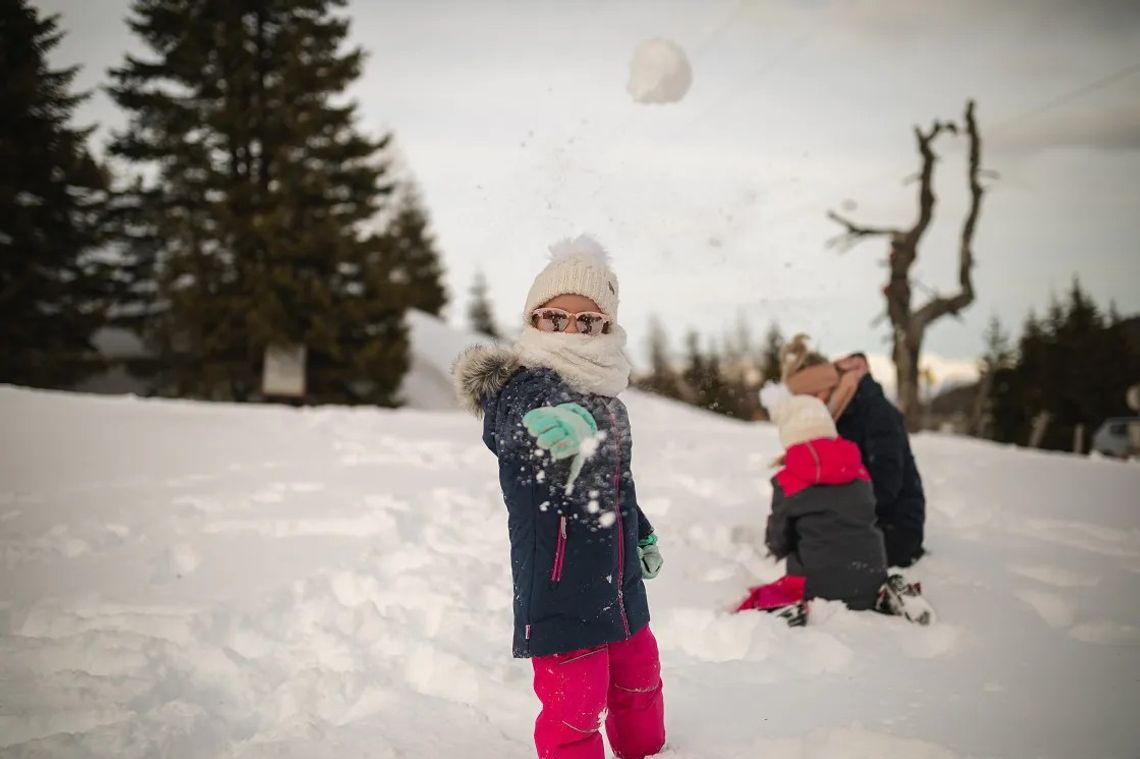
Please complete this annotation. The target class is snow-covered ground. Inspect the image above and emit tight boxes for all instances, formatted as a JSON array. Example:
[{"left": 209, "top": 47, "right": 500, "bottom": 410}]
[{"left": 1, "top": 382, "right": 1138, "bottom": 758}]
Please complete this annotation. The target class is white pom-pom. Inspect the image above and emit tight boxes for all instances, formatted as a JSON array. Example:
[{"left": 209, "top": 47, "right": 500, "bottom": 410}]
[
  {"left": 759, "top": 382, "right": 791, "bottom": 415},
  {"left": 548, "top": 234, "right": 610, "bottom": 265}
]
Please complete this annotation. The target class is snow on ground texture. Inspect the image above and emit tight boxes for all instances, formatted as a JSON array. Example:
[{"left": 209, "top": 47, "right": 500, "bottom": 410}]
[{"left": 1, "top": 386, "right": 1138, "bottom": 758}]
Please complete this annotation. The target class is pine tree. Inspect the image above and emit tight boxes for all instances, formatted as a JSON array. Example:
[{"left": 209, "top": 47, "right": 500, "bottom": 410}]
[
  {"left": 990, "top": 285, "right": 1139, "bottom": 453},
  {"left": 682, "top": 331, "right": 729, "bottom": 414},
  {"left": 468, "top": 270, "right": 499, "bottom": 339},
  {"left": 107, "top": 0, "right": 406, "bottom": 405},
  {"left": 729, "top": 312, "right": 762, "bottom": 412},
  {"left": 708, "top": 340, "right": 743, "bottom": 418},
  {"left": 702, "top": 339, "right": 742, "bottom": 418},
  {"left": 640, "top": 316, "right": 682, "bottom": 400},
  {"left": 760, "top": 321, "right": 784, "bottom": 385},
  {"left": 384, "top": 185, "right": 447, "bottom": 317},
  {"left": 682, "top": 330, "right": 705, "bottom": 406},
  {"left": 0, "top": 1, "right": 110, "bottom": 388},
  {"left": 973, "top": 316, "right": 1012, "bottom": 437}
]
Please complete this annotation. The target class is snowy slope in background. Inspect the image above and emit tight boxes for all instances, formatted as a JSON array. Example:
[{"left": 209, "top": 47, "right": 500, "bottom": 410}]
[
  {"left": 1, "top": 385, "right": 1138, "bottom": 759},
  {"left": 399, "top": 310, "right": 493, "bottom": 410}
]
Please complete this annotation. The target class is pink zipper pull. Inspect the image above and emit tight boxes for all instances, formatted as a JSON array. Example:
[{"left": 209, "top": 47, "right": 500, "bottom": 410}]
[{"left": 551, "top": 516, "right": 568, "bottom": 582}]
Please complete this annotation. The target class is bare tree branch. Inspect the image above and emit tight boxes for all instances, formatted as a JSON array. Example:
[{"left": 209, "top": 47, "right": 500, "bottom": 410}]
[
  {"left": 825, "top": 210, "right": 902, "bottom": 251},
  {"left": 904, "top": 120, "right": 951, "bottom": 249},
  {"left": 914, "top": 100, "right": 982, "bottom": 330},
  {"left": 826, "top": 101, "right": 985, "bottom": 430}
]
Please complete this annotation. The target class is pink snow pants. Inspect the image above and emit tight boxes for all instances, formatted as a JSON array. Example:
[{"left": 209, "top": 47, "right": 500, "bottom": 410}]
[
  {"left": 531, "top": 625, "right": 665, "bottom": 759},
  {"left": 735, "top": 574, "right": 806, "bottom": 612}
]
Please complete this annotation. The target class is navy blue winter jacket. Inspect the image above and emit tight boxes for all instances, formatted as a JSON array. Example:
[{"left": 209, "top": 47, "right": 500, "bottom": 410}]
[
  {"left": 454, "top": 345, "right": 652, "bottom": 658},
  {"left": 836, "top": 374, "right": 926, "bottom": 567}
]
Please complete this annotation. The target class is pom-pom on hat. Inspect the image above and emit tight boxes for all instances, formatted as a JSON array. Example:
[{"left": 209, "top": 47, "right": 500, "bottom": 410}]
[
  {"left": 760, "top": 382, "right": 838, "bottom": 449},
  {"left": 523, "top": 235, "right": 620, "bottom": 322}
]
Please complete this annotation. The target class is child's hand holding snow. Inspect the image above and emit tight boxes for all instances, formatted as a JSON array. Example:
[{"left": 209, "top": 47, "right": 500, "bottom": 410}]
[{"left": 523, "top": 403, "right": 598, "bottom": 461}]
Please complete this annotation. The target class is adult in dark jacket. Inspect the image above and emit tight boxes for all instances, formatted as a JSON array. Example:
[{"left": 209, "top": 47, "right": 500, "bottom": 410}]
[
  {"left": 782, "top": 336, "right": 926, "bottom": 568},
  {"left": 452, "top": 235, "right": 665, "bottom": 759},
  {"left": 834, "top": 369, "right": 926, "bottom": 568}
]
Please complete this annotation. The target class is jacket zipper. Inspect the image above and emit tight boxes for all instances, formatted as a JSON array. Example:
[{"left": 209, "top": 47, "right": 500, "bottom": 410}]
[
  {"left": 551, "top": 515, "right": 568, "bottom": 582},
  {"left": 606, "top": 407, "right": 631, "bottom": 638}
]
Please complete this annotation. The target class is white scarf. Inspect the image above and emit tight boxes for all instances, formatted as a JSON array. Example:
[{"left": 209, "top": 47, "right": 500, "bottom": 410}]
[{"left": 514, "top": 325, "right": 632, "bottom": 398}]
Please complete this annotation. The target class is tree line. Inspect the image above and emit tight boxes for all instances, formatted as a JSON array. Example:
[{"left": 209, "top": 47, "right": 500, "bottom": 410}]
[
  {"left": 636, "top": 317, "right": 785, "bottom": 421},
  {"left": 977, "top": 279, "right": 1138, "bottom": 454},
  {"left": 2, "top": 0, "right": 446, "bottom": 405},
  {"left": 634, "top": 278, "right": 1138, "bottom": 457}
]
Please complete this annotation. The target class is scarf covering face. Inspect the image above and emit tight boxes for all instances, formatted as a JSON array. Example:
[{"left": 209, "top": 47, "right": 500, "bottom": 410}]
[
  {"left": 785, "top": 360, "right": 869, "bottom": 421},
  {"left": 514, "top": 324, "right": 632, "bottom": 398}
]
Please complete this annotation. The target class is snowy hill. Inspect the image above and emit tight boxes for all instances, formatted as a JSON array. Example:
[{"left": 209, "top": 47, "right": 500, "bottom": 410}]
[
  {"left": 1, "top": 383, "right": 1138, "bottom": 758},
  {"left": 399, "top": 311, "right": 493, "bottom": 411}
]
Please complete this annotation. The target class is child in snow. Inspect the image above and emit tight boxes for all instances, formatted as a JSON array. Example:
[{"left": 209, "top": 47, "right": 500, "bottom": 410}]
[
  {"left": 781, "top": 336, "right": 927, "bottom": 568},
  {"left": 737, "top": 385, "right": 888, "bottom": 620},
  {"left": 453, "top": 236, "right": 665, "bottom": 759}
]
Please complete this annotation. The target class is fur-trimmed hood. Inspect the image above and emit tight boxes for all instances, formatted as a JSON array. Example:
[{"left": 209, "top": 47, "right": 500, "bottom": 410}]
[{"left": 452, "top": 344, "right": 519, "bottom": 415}]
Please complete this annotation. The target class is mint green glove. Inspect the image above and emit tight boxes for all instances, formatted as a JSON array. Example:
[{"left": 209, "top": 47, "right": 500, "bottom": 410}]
[
  {"left": 522, "top": 403, "right": 598, "bottom": 461},
  {"left": 638, "top": 534, "right": 662, "bottom": 580}
]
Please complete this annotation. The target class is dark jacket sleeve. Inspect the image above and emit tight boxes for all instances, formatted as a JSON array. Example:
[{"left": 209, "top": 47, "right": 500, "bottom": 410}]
[
  {"left": 486, "top": 371, "right": 594, "bottom": 490},
  {"left": 626, "top": 475, "right": 653, "bottom": 542},
  {"left": 624, "top": 413, "right": 654, "bottom": 541},
  {"left": 481, "top": 393, "right": 502, "bottom": 455},
  {"left": 487, "top": 372, "right": 551, "bottom": 461},
  {"left": 636, "top": 505, "right": 654, "bottom": 542},
  {"left": 765, "top": 482, "right": 795, "bottom": 559},
  {"left": 862, "top": 398, "right": 907, "bottom": 509}
]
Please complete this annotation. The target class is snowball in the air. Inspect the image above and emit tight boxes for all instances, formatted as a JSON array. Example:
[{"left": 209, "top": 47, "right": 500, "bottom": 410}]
[{"left": 627, "top": 38, "right": 692, "bottom": 105}]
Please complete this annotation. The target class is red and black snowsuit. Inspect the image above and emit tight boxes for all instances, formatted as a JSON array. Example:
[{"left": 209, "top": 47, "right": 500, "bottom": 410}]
[{"left": 766, "top": 437, "right": 888, "bottom": 610}]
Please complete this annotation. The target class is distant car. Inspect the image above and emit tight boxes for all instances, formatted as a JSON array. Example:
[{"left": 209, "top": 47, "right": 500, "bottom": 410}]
[{"left": 1092, "top": 417, "right": 1140, "bottom": 459}]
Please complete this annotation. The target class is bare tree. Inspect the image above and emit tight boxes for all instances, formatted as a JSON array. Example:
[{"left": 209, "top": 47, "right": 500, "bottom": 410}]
[{"left": 828, "top": 100, "right": 986, "bottom": 431}]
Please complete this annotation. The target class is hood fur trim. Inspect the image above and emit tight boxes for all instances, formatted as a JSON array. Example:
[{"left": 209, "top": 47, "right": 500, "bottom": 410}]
[{"left": 452, "top": 344, "right": 519, "bottom": 415}]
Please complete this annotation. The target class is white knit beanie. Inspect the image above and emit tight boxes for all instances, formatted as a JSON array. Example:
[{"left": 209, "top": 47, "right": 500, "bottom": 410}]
[
  {"left": 522, "top": 235, "right": 620, "bottom": 322},
  {"left": 760, "top": 382, "right": 838, "bottom": 449}
]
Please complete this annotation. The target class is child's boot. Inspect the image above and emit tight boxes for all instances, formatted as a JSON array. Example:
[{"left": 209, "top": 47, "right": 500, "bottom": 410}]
[{"left": 877, "top": 573, "right": 936, "bottom": 626}]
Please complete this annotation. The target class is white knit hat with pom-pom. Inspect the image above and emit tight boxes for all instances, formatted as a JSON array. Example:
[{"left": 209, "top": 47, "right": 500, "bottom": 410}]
[
  {"left": 523, "top": 235, "right": 620, "bottom": 322},
  {"left": 760, "top": 382, "right": 838, "bottom": 449}
]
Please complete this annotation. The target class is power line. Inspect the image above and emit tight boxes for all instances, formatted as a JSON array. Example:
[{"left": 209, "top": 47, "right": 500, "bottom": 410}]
[
  {"left": 988, "top": 59, "right": 1140, "bottom": 135},
  {"left": 759, "top": 58, "right": 1140, "bottom": 232}
]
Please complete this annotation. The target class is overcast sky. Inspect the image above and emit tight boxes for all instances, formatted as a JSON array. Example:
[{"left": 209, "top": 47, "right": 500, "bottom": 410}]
[{"left": 38, "top": 0, "right": 1140, "bottom": 377}]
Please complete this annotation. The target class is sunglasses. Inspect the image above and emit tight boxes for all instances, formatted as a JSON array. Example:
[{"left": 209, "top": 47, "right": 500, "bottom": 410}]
[{"left": 530, "top": 307, "right": 613, "bottom": 335}]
